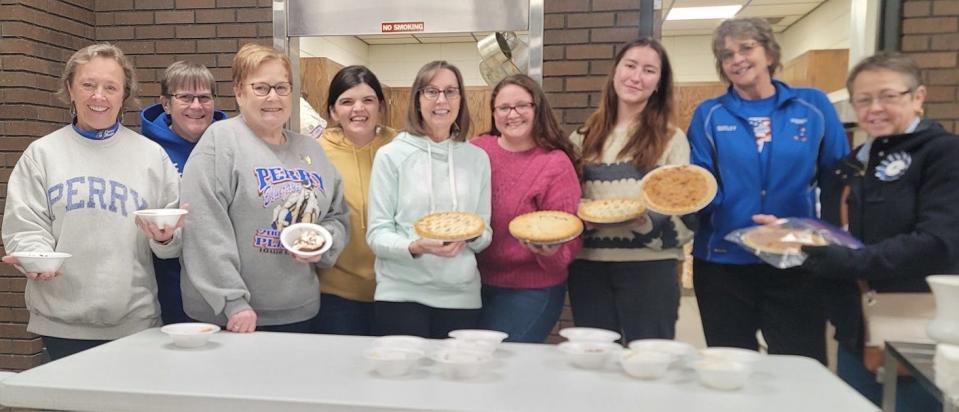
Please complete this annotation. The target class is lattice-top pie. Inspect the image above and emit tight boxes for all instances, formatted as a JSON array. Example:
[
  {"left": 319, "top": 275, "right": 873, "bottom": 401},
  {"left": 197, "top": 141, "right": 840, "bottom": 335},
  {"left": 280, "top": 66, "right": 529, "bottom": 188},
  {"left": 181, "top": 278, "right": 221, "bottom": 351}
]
[
  {"left": 509, "top": 211, "right": 584, "bottom": 245},
  {"left": 577, "top": 199, "right": 646, "bottom": 224},
  {"left": 640, "top": 164, "right": 717, "bottom": 215},
  {"left": 414, "top": 212, "right": 485, "bottom": 241},
  {"left": 741, "top": 226, "right": 828, "bottom": 254}
]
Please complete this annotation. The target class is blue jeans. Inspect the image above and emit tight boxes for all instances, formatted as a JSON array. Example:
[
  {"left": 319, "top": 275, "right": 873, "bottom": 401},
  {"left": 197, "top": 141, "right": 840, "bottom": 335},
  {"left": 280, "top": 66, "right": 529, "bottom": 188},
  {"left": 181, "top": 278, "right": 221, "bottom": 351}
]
[
  {"left": 836, "top": 345, "right": 941, "bottom": 411},
  {"left": 41, "top": 336, "right": 110, "bottom": 361},
  {"left": 568, "top": 259, "right": 680, "bottom": 343},
  {"left": 478, "top": 283, "right": 566, "bottom": 343},
  {"left": 312, "top": 293, "right": 374, "bottom": 336}
]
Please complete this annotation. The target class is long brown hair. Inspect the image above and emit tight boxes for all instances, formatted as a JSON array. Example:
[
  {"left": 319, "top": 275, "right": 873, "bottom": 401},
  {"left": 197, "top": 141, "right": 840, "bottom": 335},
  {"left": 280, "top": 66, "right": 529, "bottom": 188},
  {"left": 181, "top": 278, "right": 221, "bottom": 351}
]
[
  {"left": 486, "top": 74, "right": 581, "bottom": 176},
  {"left": 578, "top": 38, "right": 675, "bottom": 172}
]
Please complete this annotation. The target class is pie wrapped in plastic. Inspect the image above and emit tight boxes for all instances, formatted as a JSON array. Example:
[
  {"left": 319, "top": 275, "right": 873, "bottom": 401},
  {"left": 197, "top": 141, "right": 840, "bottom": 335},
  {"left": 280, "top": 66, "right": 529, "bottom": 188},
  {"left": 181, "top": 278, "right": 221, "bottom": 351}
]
[
  {"left": 414, "top": 212, "right": 485, "bottom": 241},
  {"left": 741, "top": 226, "right": 828, "bottom": 254},
  {"left": 576, "top": 199, "right": 646, "bottom": 224},
  {"left": 640, "top": 164, "right": 717, "bottom": 215},
  {"left": 509, "top": 211, "right": 584, "bottom": 245}
]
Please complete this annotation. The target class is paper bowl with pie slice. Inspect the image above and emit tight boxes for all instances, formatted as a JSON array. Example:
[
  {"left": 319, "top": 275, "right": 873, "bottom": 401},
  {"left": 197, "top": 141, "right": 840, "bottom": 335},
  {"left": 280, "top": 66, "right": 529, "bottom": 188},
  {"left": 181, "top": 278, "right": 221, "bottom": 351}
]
[
  {"left": 414, "top": 211, "right": 485, "bottom": 243},
  {"left": 280, "top": 223, "right": 333, "bottom": 257},
  {"left": 509, "top": 211, "right": 583, "bottom": 246},
  {"left": 576, "top": 199, "right": 646, "bottom": 225},
  {"left": 639, "top": 164, "right": 717, "bottom": 215}
]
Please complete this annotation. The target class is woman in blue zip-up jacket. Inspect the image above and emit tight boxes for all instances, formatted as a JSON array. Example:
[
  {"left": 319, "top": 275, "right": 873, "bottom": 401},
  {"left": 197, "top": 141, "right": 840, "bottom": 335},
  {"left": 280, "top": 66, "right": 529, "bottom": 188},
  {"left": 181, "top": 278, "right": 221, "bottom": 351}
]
[{"left": 686, "top": 18, "right": 848, "bottom": 364}]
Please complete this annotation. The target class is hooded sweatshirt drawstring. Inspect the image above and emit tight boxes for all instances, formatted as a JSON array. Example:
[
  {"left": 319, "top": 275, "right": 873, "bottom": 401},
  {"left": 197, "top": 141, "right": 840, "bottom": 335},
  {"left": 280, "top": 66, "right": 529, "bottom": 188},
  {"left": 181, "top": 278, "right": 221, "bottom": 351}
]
[{"left": 426, "top": 140, "right": 458, "bottom": 213}]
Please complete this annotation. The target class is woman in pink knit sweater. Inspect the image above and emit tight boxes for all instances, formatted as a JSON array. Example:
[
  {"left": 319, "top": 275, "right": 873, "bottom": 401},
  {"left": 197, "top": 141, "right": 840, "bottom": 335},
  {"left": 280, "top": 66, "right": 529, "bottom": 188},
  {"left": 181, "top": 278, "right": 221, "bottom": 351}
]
[{"left": 472, "top": 74, "right": 583, "bottom": 343}]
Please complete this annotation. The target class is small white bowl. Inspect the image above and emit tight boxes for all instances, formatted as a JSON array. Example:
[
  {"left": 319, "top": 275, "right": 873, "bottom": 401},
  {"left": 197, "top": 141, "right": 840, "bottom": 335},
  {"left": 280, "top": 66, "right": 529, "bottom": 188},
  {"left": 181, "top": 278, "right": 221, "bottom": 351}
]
[
  {"left": 699, "top": 347, "right": 763, "bottom": 364},
  {"left": 628, "top": 339, "right": 697, "bottom": 365},
  {"left": 160, "top": 322, "right": 220, "bottom": 348},
  {"left": 619, "top": 349, "right": 673, "bottom": 379},
  {"left": 364, "top": 347, "right": 424, "bottom": 377},
  {"left": 690, "top": 359, "right": 751, "bottom": 390},
  {"left": 9, "top": 252, "right": 71, "bottom": 273},
  {"left": 133, "top": 208, "right": 188, "bottom": 229},
  {"left": 449, "top": 329, "right": 508, "bottom": 345},
  {"left": 557, "top": 341, "right": 621, "bottom": 369},
  {"left": 559, "top": 327, "right": 621, "bottom": 343},
  {"left": 373, "top": 335, "right": 430, "bottom": 352},
  {"left": 279, "top": 223, "right": 333, "bottom": 257},
  {"left": 435, "top": 338, "right": 497, "bottom": 356},
  {"left": 431, "top": 348, "right": 493, "bottom": 379}
]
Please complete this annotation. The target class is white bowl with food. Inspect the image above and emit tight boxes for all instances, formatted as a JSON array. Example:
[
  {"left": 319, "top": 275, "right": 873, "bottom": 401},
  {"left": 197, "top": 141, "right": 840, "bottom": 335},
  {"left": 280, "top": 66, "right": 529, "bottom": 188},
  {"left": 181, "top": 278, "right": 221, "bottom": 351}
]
[
  {"left": 133, "top": 208, "right": 188, "bottom": 229},
  {"left": 364, "top": 347, "right": 424, "bottom": 377},
  {"left": 690, "top": 359, "right": 752, "bottom": 390},
  {"left": 619, "top": 349, "right": 673, "bottom": 379},
  {"left": 559, "top": 327, "right": 621, "bottom": 343},
  {"left": 431, "top": 348, "right": 493, "bottom": 380},
  {"left": 699, "top": 347, "right": 763, "bottom": 364},
  {"left": 160, "top": 322, "right": 220, "bottom": 348},
  {"left": 557, "top": 341, "right": 621, "bottom": 369},
  {"left": 279, "top": 223, "right": 333, "bottom": 257},
  {"left": 9, "top": 251, "right": 71, "bottom": 273},
  {"left": 435, "top": 338, "right": 497, "bottom": 356},
  {"left": 627, "top": 339, "right": 697, "bottom": 366}
]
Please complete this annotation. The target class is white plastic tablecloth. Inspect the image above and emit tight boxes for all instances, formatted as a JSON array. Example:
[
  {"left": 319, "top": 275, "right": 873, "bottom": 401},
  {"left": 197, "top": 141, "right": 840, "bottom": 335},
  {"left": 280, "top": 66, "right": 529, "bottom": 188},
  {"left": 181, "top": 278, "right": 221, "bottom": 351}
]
[{"left": 0, "top": 328, "right": 878, "bottom": 412}]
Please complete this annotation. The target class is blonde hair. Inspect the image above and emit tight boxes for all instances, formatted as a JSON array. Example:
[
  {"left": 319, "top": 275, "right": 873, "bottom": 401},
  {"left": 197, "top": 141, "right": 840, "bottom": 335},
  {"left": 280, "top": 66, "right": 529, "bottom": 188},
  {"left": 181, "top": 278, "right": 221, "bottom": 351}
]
[
  {"left": 405, "top": 61, "right": 471, "bottom": 141},
  {"left": 58, "top": 43, "right": 139, "bottom": 109},
  {"left": 232, "top": 43, "right": 292, "bottom": 88}
]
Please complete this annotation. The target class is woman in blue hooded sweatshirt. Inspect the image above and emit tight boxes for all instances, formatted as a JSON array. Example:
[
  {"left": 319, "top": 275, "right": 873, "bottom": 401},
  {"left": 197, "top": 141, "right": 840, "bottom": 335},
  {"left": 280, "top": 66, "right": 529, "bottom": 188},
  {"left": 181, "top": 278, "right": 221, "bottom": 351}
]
[
  {"left": 140, "top": 61, "right": 227, "bottom": 324},
  {"left": 686, "top": 18, "right": 848, "bottom": 363}
]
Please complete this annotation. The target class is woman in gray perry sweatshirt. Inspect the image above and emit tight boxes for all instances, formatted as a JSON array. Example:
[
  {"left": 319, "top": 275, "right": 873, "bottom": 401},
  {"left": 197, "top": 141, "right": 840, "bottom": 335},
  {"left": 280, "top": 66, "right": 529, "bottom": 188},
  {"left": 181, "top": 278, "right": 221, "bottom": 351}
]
[{"left": 179, "top": 44, "right": 349, "bottom": 333}]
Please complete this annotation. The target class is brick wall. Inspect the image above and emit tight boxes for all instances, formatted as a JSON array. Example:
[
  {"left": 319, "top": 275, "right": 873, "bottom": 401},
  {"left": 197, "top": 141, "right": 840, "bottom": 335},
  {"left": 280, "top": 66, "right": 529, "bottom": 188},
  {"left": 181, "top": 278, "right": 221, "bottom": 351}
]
[
  {"left": 900, "top": 0, "right": 959, "bottom": 133},
  {"left": 0, "top": 0, "right": 272, "bottom": 371}
]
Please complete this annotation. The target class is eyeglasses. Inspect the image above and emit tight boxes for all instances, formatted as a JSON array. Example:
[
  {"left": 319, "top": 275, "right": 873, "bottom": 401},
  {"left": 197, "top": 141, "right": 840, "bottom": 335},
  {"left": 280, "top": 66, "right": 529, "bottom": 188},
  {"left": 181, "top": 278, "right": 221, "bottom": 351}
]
[
  {"left": 420, "top": 87, "right": 460, "bottom": 100},
  {"left": 850, "top": 90, "right": 912, "bottom": 109},
  {"left": 78, "top": 81, "right": 122, "bottom": 96},
  {"left": 170, "top": 93, "right": 214, "bottom": 105},
  {"left": 494, "top": 102, "right": 534, "bottom": 116},
  {"left": 249, "top": 82, "right": 292, "bottom": 96},
  {"left": 719, "top": 41, "right": 760, "bottom": 63}
]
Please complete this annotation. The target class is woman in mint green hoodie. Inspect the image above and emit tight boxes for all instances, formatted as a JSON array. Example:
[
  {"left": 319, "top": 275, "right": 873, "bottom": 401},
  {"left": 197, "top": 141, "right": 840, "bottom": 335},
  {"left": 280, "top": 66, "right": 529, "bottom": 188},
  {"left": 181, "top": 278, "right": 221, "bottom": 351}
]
[{"left": 366, "top": 61, "right": 492, "bottom": 338}]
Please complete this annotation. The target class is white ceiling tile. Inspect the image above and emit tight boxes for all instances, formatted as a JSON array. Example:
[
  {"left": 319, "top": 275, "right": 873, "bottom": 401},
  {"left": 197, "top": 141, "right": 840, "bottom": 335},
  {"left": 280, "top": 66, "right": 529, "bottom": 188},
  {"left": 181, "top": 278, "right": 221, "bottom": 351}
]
[{"left": 737, "top": 3, "right": 819, "bottom": 17}]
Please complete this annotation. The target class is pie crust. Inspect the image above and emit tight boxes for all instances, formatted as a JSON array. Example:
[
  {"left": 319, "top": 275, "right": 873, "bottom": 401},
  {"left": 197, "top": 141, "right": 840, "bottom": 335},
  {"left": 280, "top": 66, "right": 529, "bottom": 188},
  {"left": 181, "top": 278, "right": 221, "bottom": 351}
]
[
  {"left": 640, "top": 164, "right": 717, "bottom": 215},
  {"left": 414, "top": 212, "right": 485, "bottom": 241},
  {"left": 509, "top": 211, "right": 584, "bottom": 245},
  {"left": 741, "top": 226, "right": 828, "bottom": 254},
  {"left": 577, "top": 199, "right": 646, "bottom": 224}
]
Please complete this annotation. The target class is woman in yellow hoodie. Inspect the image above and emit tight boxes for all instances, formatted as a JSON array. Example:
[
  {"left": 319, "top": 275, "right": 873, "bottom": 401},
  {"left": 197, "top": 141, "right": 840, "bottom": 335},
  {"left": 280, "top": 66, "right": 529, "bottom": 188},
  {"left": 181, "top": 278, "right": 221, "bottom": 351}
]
[{"left": 314, "top": 66, "right": 397, "bottom": 335}]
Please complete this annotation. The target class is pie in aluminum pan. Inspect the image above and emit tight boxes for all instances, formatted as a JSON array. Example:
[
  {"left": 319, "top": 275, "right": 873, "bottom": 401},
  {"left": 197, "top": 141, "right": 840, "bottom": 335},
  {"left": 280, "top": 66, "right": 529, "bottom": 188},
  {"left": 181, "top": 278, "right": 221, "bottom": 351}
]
[
  {"left": 576, "top": 199, "right": 646, "bottom": 224},
  {"left": 741, "top": 226, "right": 828, "bottom": 254},
  {"left": 509, "top": 211, "right": 584, "bottom": 245},
  {"left": 640, "top": 164, "right": 717, "bottom": 215},
  {"left": 414, "top": 211, "right": 485, "bottom": 241}
]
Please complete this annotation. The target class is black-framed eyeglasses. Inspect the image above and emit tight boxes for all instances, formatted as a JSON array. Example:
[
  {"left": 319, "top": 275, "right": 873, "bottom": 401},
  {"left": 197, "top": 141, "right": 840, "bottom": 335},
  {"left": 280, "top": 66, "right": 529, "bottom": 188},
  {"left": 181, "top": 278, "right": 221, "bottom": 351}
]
[
  {"left": 420, "top": 87, "right": 460, "bottom": 100},
  {"left": 850, "top": 90, "right": 912, "bottom": 109},
  {"left": 494, "top": 102, "right": 534, "bottom": 116},
  {"left": 170, "top": 93, "right": 214, "bottom": 105},
  {"left": 249, "top": 82, "right": 292, "bottom": 96}
]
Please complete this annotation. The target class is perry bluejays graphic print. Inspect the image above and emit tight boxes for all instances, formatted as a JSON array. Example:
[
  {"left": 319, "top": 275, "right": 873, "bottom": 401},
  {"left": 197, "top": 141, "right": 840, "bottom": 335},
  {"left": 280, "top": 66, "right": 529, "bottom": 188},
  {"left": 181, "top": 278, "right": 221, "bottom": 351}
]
[{"left": 253, "top": 166, "right": 324, "bottom": 253}]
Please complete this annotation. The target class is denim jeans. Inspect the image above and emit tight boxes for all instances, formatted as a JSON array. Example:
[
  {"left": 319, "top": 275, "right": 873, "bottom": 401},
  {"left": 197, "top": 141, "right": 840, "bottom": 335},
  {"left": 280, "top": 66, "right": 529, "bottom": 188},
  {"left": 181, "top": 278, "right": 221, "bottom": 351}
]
[
  {"left": 836, "top": 345, "right": 941, "bottom": 411},
  {"left": 41, "top": 336, "right": 110, "bottom": 361},
  {"left": 568, "top": 259, "right": 680, "bottom": 343},
  {"left": 373, "top": 301, "right": 480, "bottom": 339},
  {"left": 312, "top": 293, "right": 374, "bottom": 336},
  {"left": 478, "top": 282, "right": 566, "bottom": 343}
]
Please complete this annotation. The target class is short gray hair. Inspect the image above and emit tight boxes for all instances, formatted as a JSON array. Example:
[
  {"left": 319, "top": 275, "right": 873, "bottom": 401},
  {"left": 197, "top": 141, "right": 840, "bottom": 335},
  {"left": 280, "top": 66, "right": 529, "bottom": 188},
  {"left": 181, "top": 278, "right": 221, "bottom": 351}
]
[
  {"left": 161, "top": 61, "right": 216, "bottom": 97},
  {"left": 711, "top": 17, "right": 782, "bottom": 84},
  {"left": 846, "top": 52, "right": 922, "bottom": 95}
]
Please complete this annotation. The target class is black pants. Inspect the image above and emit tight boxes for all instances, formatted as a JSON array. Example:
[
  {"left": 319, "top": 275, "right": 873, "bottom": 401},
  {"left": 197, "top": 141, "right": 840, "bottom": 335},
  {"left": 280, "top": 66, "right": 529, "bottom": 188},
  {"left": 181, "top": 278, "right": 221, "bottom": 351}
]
[
  {"left": 373, "top": 301, "right": 480, "bottom": 339},
  {"left": 567, "top": 259, "right": 680, "bottom": 343},
  {"left": 41, "top": 336, "right": 110, "bottom": 361},
  {"left": 693, "top": 258, "right": 827, "bottom": 364}
]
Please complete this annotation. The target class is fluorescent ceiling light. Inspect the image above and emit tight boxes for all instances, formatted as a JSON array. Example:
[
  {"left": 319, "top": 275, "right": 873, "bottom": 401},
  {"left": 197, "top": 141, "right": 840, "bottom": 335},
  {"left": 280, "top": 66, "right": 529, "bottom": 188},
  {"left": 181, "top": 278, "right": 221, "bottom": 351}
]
[{"left": 666, "top": 5, "right": 742, "bottom": 21}]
